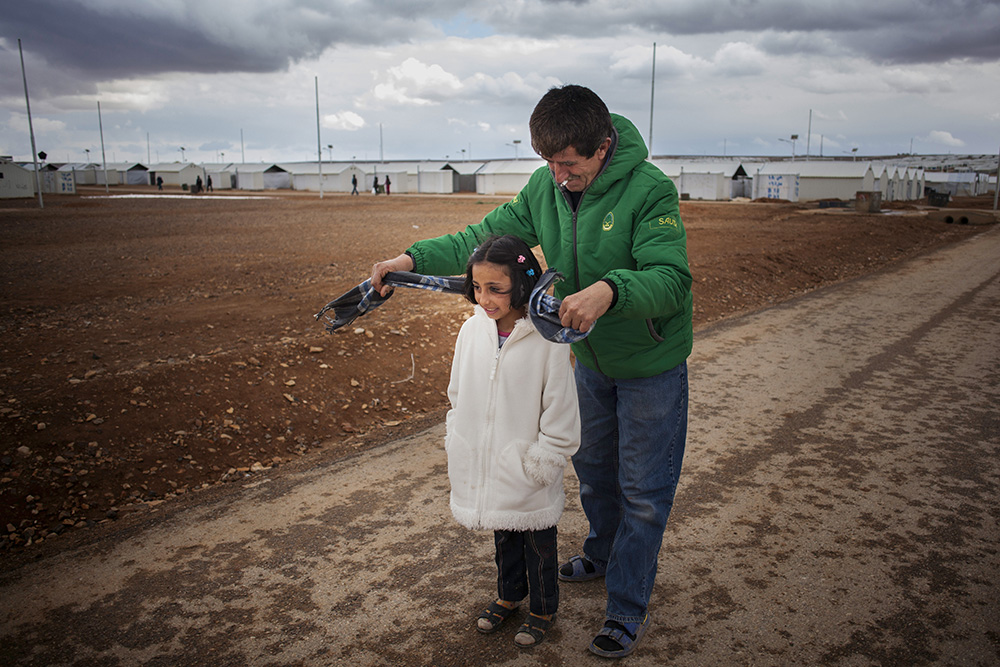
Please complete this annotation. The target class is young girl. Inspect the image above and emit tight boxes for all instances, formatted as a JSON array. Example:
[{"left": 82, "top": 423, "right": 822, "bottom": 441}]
[{"left": 445, "top": 234, "right": 580, "bottom": 648}]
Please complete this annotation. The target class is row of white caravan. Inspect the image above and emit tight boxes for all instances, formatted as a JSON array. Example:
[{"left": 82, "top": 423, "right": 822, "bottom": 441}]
[{"left": 5, "top": 156, "right": 996, "bottom": 202}]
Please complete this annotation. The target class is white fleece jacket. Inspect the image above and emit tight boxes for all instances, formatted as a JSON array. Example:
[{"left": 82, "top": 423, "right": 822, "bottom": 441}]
[{"left": 445, "top": 306, "right": 581, "bottom": 532}]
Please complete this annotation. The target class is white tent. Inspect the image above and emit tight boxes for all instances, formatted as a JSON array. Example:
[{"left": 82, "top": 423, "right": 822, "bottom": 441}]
[
  {"left": 476, "top": 159, "right": 545, "bottom": 195},
  {"left": 199, "top": 163, "right": 235, "bottom": 190},
  {"left": 104, "top": 162, "right": 148, "bottom": 185},
  {"left": 229, "top": 164, "right": 291, "bottom": 191},
  {"left": 923, "top": 171, "right": 980, "bottom": 197},
  {"left": 754, "top": 161, "right": 875, "bottom": 202},
  {"left": 0, "top": 159, "right": 34, "bottom": 199},
  {"left": 751, "top": 166, "right": 800, "bottom": 201},
  {"left": 650, "top": 160, "right": 740, "bottom": 201},
  {"left": 57, "top": 163, "right": 98, "bottom": 185},
  {"left": 147, "top": 162, "right": 205, "bottom": 189},
  {"left": 442, "top": 161, "right": 485, "bottom": 193}
]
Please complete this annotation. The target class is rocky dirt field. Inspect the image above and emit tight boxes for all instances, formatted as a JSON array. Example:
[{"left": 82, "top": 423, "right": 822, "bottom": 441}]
[{"left": 0, "top": 187, "right": 992, "bottom": 556}]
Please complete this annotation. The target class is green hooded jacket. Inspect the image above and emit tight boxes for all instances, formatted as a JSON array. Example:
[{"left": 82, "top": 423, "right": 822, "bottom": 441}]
[{"left": 408, "top": 114, "right": 693, "bottom": 379}]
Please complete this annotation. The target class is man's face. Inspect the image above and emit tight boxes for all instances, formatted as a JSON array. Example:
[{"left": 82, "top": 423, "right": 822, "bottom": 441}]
[{"left": 543, "top": 138, "right": 611, "bottom": 192}]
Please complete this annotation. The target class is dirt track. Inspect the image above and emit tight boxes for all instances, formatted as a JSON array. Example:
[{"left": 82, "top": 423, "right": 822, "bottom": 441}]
[
  {"left": 0, "top": 188, "right": 991, "bottom": 555},
  {"left": 0, "top": 222, "right": 996, "bottom": 666}
]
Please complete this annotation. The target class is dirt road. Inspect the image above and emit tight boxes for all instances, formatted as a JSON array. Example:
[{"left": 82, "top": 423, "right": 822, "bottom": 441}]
[{"left": 2, "top": 223, "right": 996, "bottom": 665}]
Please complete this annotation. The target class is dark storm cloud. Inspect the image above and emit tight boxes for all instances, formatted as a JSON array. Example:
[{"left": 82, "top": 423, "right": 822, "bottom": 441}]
[
  {"left": 477, "top": 0, "right": 1000, "bottom": 64},
  {"left": 1, "top": 0, "right": 446, "bottom": 82}
]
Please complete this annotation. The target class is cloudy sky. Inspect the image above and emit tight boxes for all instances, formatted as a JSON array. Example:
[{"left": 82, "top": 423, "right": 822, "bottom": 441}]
[{"left": 2, "top": 0, "right": 999, "bottom": 165}]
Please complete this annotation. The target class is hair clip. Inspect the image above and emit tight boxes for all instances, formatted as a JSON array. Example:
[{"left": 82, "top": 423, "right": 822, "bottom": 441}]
[
  {"left": 526, "top": 269, "right": 535, "bottom": 276},
  {"left": 517, "top": 255, "right": 526, "bottom": 264}
]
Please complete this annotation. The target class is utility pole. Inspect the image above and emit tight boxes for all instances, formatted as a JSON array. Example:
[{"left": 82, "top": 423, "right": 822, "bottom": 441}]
[
  {"left": 806, "top": 109, "right": 812, "bottom": 158},
  {"left": 315, "top": 76, "right": 323, "bottom": 199},
  {"left": 993, "top": 144, "right": 999, "bottom": 211},
  {"left": 98, "top": 101, "right": 109, "bottom": 194},
  {"left": 648, "top": 42, "right": 657, "bottom": 159},
  {"left": 18, "top": 39, "right": 43, "bottom": 208}
]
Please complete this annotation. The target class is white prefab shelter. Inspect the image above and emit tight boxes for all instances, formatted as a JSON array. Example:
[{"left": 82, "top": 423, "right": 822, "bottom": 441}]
[
  {"left": 352, "top": 161, "right": 439, "bottom": 194},
  {"left": 40, "top": 170, "right": 75, "bottom": 194},
  {"left": 147, "top": 162, "right": 205, "bottom": 188},
  {"left": 476, "top": 159, "right": 546, "bottom": 195},
  {"left": 752, "top": 165, "right": 800, "bottom": 201},
  {"left": 650, "top": 160, "right": 737, "bottom": 201},
  {"left": 443, "top": 161, "right": 485, "bottom": 193},
  {"left": 872, "top": 163, "right": 890, "bottom": 201},
  {"left": 796, "top": 161, "right": 876, "bottom": 201},
  {"left": 230, "top": 164, "right": 291, "bottom": 191},
  {"left": 57, "top": 163, "right": 98, "bottom": 185},
  {"left": 358, "top": 165, "right": 410, "bottom": 194},
  {"left": 883, "top": 165, "right": 904, "bottom": 202},
  {"left": 103, "top": 162, "right": 148, "bottom": 185},
  {"left": 280, "top": 161, "right": 339, "bottom": 192},
  {"left": 413, "top": 166, "right": 455, "bottom": 194},
  {"left": 754, "top": 161, "right": 875, "bottom": 202},
  {"left": 199, "top": 163, "right": 235, "bottom": 190},
  {"left": 0, "top": 159, "right": 34, "bottom": 199},
  {"left": 923, "top": 171, "right": 982, "bottom": 197}
]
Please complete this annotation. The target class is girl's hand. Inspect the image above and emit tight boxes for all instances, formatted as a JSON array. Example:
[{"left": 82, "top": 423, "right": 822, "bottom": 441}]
[{"left": 370, "top": 254, "right": 415, "bottom": 297}]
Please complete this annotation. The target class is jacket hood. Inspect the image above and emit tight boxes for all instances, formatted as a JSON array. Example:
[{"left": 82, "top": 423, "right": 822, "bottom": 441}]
[{"left": 587, "top": 114, "right": 649, "bottom": 197}]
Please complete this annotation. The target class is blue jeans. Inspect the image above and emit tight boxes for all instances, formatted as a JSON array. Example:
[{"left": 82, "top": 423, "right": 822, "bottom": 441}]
[{"left": 572, "top": 361, "right": 688, "bottom": 623}]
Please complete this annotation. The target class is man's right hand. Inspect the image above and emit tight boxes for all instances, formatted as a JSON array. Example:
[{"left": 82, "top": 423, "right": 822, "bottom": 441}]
[{"left": 370, "top": 253, "right": 415, "bottom": 296}]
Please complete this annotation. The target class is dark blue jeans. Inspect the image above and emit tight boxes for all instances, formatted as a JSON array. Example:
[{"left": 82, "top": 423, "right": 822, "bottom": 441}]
[
  {"left": 494, "top": 526, "right": 559, "bottom": 616},
  {"left": 573, "top": 361, "right": 688, "bottom": 624}
]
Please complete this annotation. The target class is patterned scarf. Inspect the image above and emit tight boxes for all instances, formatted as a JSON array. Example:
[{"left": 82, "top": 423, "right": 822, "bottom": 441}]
[{"left": 316, "top": 268, "right": 589, "bottom": 344}]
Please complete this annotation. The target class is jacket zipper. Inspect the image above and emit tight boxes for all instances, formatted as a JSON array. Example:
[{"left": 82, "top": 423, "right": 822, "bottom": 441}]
[
  {"left": 477, "top": 321, "right": 521, "bottom": 523},
  {"left": 560, "top": 135, "right": 617, "bottom": 377}
]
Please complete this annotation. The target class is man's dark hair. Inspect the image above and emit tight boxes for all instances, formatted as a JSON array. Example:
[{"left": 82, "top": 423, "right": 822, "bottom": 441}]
[
  {"left": 463, "top": 235, "right": 542, "bottom": 310},
  {"left": 529, "top": 84, "right": 613, "bottom": 159}
]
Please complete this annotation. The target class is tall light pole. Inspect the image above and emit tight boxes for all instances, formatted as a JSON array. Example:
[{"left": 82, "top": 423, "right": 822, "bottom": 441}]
[
  {"left": 18, "top": 39, "right": 43, "bottom": 208},
  {"left": 315, "top": 76, "right": 323, "bottom": 199},
  {"left": 98, "top": 101, "right": 109, "bottom": 194},
  {"left": 806, "top": 109, "right": 812, "bottom": 158},
  {"left": 179, "top": 146, "right": 186, "bottom": 162},
  {"left": 648, "top": 42, "right": 657, "bottom": 159},
  {"left": 327, "top": 144, "right": 333, "bottom": 161},
  {"left": 778, "top": 134, "right": 798, "bottom": 161}
]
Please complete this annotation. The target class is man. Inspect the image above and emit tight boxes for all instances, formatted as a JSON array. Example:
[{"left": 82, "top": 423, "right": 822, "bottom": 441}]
[{"left": 371, "top": 84, "right": 691, "bottom": 658}]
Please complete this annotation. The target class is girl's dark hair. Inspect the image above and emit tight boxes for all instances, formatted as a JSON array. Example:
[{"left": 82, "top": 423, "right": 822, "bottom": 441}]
[
  {"left": 463, "top": 235, "right": 543, "bottom": 309},
  {"left": 529, "top": 84, "right": 613, "bottom": 159}
]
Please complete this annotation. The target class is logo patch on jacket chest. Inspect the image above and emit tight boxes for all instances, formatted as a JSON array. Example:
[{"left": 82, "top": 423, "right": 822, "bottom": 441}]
[{"left": 602, "top": 212, "right": 615, "bottom": 231}]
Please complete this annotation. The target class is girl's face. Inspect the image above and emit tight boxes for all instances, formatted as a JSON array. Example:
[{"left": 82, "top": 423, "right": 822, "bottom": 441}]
[{"left": 471, "top": 261, "right": 523, "bottom": 332}]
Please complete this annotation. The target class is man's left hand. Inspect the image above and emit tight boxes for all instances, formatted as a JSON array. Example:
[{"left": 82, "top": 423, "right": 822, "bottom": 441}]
[{"left": 559, "top": 281, "right": 613, "bottom": 332}]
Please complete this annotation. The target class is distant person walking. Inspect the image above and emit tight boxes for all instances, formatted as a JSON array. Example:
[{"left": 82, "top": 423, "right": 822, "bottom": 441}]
[
  {"left": 156, "top": 176, "right": 163, "bottom": 190},
  {"left": 373, "top": 176, "right": 380, "bottom": 195},
  {"left": 195, "top": 175, "right": 203, "bottom": 194},
  {"left": 351, "top": 174, "right": 359, "bottom": 195},
  {"left": 206, "top": 175, "right": 213, "bottom": 192},
  {"left": 385, "top": 175, "right": 391, "bottom": 195}
]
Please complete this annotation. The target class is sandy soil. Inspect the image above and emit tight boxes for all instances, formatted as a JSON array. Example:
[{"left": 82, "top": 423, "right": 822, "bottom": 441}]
[{"left": 0, "top": 188, "right": 991, "bottom": 553}]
